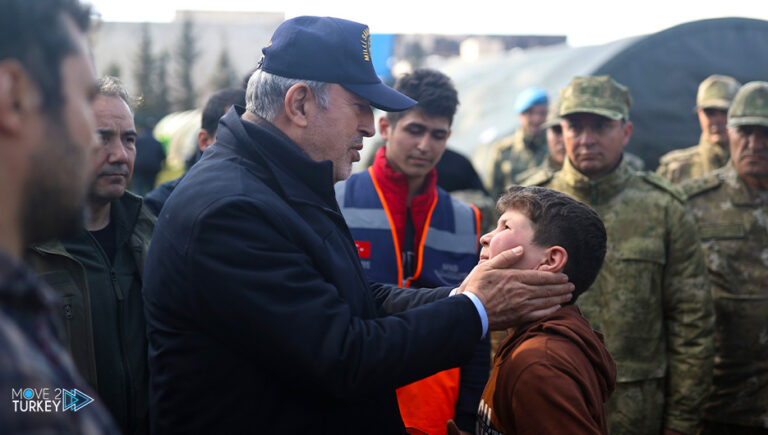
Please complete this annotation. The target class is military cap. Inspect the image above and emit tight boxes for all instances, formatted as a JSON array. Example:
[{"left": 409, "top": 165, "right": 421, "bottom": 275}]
[
  {"left": 514, "top": 87, "right": 548, "bottom": 114},
  {"left": 542, "top": 97, "right": 562, "bottom": 129},
  {"left": 559, "top": 75, "right": 632, "bottom": 120},
  {"left": 728, "top": 81, "right": 768, "bottom": 128},
  {"left": 696, "top": 74, "right": 741, "bottom": 110}
]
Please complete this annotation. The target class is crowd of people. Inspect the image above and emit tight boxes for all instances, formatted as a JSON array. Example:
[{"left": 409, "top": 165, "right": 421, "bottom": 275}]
[{"left": 0, "top": 1, "right": 765, "bottom": 435}]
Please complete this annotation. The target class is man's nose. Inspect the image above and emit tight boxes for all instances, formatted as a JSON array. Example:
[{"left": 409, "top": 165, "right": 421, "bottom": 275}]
[{"left": 106, "top": 138, "right": 129, "bottom": 162}]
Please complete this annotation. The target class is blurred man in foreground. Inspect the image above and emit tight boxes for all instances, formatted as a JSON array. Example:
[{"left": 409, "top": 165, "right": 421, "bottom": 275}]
[{"left": 0, "top": 0, "right": 117, "bottom": 432}]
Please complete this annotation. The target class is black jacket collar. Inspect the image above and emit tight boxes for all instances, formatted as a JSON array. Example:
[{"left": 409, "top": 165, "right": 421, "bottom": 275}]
[{"left": 215, "top": 106, "right": 338, "bottom": 211}]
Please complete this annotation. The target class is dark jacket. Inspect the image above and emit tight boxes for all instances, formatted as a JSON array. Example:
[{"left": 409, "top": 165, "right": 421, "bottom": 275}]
[
  {"left": 26, "top": 192, "right": 155, "bottom": 435},
  {"left": 478, "top": 305, "right": 616, "bottom": 434},
  {"left": 143, "top": 176, "right": 181, "bottom": 216},
  {"left": 0, "top": 252, "right": 119, "bottom": 434},
  {"left": 142, "top": 107, "right": 483, "bottom": 434}
]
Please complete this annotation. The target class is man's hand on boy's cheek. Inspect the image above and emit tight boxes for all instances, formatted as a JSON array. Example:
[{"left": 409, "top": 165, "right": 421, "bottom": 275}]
[{"left": 458, "top": 245, "right": 574, "bottom": 330}]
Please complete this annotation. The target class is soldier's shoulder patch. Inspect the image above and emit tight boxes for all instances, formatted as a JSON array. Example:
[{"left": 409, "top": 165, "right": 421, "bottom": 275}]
[
  {"left": 658, "top": 145, "right": 699, "bottom": 164},
  {"left": 679, "top": 173, "right": 722, "bottom": 199},
  {"left": 641, "top": 171, "right": 686, "bottom": 202},
  {"left": 519, "top": 170, "right": 554, "bottom": 186}
]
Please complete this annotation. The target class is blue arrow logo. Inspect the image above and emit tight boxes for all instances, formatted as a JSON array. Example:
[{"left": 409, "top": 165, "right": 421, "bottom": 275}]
[{"left": 62, "top": 388, "right": 94, "bottom": 412}]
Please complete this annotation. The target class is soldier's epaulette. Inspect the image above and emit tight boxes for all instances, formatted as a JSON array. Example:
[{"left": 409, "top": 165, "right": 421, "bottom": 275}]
[
  {"left": 679, "top": 173, "right": 722, "bottom": 199},
  {"left": 641, "top": 171, "right": 686, "bottom": 203},
  {"left": 518, "top": 170, "right": 554, "bottom": 187}
]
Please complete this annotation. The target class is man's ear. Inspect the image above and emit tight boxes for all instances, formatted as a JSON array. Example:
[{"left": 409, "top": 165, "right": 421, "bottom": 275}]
[
  {"left": 378, "top": 116, "right": 391, "bottom": 141},
  {"left": 197, "top": 129, "right": 215, "bottom": 152},
  {"left": 282, "top": 83, "right": 312, "bottom": 128},
  {"left": 621, "top": 121, "right": 634, "bottom": 148},
  {"left": 0, "top": 60, "right": 39, "bottom": 136},
  {"left": 537, "top": 246, "right": 567, "bottom": 273}
]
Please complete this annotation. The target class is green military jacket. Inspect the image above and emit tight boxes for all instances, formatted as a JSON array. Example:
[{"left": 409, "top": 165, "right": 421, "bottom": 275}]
[
  {"left": 656, "top": 134, "right": 730, "bottom": 184},
  {"left": 515, "top": 153, "right": 561, "bottom": 185},
  {"left": 25, "top": 192, "right": 155, "bottom": 434},
  {"left": 487, "top": 129, "right": 548, "bottom": 198},
  {"left": 681, "top": 164, "right": 768, "bottom": 429},
  {"left": 524, "top": 157, "right": 714, "bottom": 434},
  {"left": 516, "top": 152, "right": 646, "bottom": 186}
]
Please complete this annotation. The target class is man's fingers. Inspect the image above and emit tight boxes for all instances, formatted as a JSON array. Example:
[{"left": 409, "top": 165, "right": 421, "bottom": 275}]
[{"left": 485, "top": 246, "right": 524, "bottom": 269}]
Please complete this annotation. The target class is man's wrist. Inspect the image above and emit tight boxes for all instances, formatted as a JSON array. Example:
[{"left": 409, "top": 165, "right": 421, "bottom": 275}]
[{"left": 451, "top": 288, "right": 488, "bottom": 338}]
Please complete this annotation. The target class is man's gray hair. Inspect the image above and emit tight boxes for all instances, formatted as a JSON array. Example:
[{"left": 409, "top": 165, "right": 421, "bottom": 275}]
[
  {"left": 245, "top": 69, "right": 329, "bottom": 121},
  {"left": 96, "top": 75, "right": 133, "bottom": 113}
]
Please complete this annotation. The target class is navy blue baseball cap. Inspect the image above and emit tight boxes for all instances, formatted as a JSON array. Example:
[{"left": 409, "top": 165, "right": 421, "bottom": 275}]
[{"left": 260, "top": 16, "right": 416, "bottom": 112}]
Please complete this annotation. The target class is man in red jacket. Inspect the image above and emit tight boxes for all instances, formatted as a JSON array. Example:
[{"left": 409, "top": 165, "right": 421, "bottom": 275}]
[
  {"left": 336, "top": 68, "right": 487, "bottom": 435},
  {"left": 475, "top": 186, "right": 616, "bottom": 435}
]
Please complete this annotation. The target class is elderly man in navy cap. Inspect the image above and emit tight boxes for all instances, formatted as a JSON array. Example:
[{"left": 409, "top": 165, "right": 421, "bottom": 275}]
[{"left": 142, "top": 16, "right": 573, "bottom": 434}]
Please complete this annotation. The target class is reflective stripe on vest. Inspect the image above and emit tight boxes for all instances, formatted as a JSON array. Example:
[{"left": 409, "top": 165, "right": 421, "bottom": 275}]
[{"left": 336, "top": 168, "right": 480, "bottom": 288}]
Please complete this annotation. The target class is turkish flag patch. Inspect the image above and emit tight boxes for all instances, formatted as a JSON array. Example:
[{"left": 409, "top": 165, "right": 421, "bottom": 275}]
[{"left": 355, "top": 241, "right": 371, "bottom": 258}]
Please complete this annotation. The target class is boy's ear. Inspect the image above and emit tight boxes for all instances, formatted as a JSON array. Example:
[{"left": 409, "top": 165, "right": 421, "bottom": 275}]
[{"left": 537, "top": 246, "right": 567, "bottom": 273}]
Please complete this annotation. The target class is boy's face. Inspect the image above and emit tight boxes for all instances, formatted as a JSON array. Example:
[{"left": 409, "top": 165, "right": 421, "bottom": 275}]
[{"left": 479, "top": 209, "right": 548, "bottom": 270}]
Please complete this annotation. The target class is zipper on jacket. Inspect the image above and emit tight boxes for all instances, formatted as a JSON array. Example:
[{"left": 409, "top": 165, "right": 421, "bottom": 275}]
[
  {"left": 89, "top": 231, "right": 135, "bottom": 433},
  {"left": 590, "top": 180, "right": 599, "bottom": 205}
]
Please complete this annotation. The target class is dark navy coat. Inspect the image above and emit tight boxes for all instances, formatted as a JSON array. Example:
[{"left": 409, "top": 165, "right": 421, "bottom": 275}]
[{"left": 142, "top": 107, "right": 482, "bottom": 434}]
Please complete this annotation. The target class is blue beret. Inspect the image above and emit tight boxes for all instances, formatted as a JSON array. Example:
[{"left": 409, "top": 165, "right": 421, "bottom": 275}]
[{"left": 514, "top": 87, "right": 548, "bottom": 114}]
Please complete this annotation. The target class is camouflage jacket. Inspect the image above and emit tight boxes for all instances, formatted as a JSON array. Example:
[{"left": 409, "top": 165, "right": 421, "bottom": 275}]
[
  {"left": 681, "top": 164, "right": 768, "bottom": 428},
  {"left": 486, "top": 129, "right": 548, "bottom": 198},
  {"left": 656, "top": 134, "right": 730, "bottom": 184},
  {"left": 515, "top": 154, "right": 561, "bottom": 185},
  {"left": 524, "top": 157, "right": 714, "bottom": 434}
]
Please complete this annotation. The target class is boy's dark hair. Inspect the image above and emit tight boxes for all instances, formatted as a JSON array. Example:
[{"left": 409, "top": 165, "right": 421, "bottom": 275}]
[
  {"left": 201, "top": 88, "right": 246, "bottom": 135},
  {"left": 0, "top": 0, "right": 92, "bottom": 114},
  {"left": 386, "top": 68, "right": 459, "bottom": 126},
  {"left": 498, "top": 186, "right": 607, "bottom": 302}
]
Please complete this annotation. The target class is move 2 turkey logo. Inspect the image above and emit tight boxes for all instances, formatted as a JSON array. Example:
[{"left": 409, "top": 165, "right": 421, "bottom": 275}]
[{"left": 11, "top": 387, "right": 94, "bottom": 412}]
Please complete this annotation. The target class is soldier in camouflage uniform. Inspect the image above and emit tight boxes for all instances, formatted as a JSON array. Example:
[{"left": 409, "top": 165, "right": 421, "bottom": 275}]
[
  {"left": 515, "top": 98, "right": 565, "bottom": 184},
  {"left": 516, "top": 97, "right": 645, "bottom": 186},
  {"left": 657, "top": 74, "right": 741, "bottom": 183},
  {"left": 680, "top": 81, "right": 768, "bottom": 434},
  {"left": 523, "top": 75, "right": 714, "bottom": 435},
  {"left": 486, "top": 87, "right": 549, "bottom": 198}
]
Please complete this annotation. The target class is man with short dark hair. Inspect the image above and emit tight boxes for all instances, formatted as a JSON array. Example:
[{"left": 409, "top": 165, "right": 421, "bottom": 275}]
[
  {"left": 143, "top": 87, "right": 245, "bottom": 215},
  {"left": 524, "top": 75, "right": 714, "bottom": 435},
  {"left": 475, "top": 185, "right": 615, "bottom": 435},
  {"left": 26, "top": 76, "right": 154, "bottom": 435},
  {"left": 657, "top": 74, "right": 741, "bottom": 183},
  {"left": 681, "top": 81, "right": 768, "bottom": 434},
  {"left": 487, "top": 87, "right": 549, "bottom": 198},
  {"left": 0, "top": 0, "right": 117, "bottom": 432},
  {"left": 336, "top": 68, "right": 488, "bottom": 435},
  {"left": 143, "top": 16, "right": 573, "bottom": 434}
]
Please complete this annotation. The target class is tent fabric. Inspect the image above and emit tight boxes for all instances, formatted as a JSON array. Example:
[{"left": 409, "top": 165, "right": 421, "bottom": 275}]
[{"left": 442, "top": 17, "right": 768, "bottom": 174}]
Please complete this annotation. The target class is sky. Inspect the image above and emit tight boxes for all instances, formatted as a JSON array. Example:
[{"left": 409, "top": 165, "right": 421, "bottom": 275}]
[{"left": 86, "top": 0, "right": 768, "bottom": 47}]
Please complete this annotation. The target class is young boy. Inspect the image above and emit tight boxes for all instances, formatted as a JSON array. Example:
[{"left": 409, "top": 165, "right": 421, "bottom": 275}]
[{"left": 474, "top": 186, "right": 616, "bottom": 435}]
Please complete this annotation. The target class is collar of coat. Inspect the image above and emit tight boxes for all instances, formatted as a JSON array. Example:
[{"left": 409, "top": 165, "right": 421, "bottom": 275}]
[
  {"left": 216, "top": 106, "right": 338, "bottom": 212},
  {"left": 555, "top": 155, "right": 634, "bottom": 205},
  {"left": 31, "top": 191, "right": 147, "bottom": 258}
]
